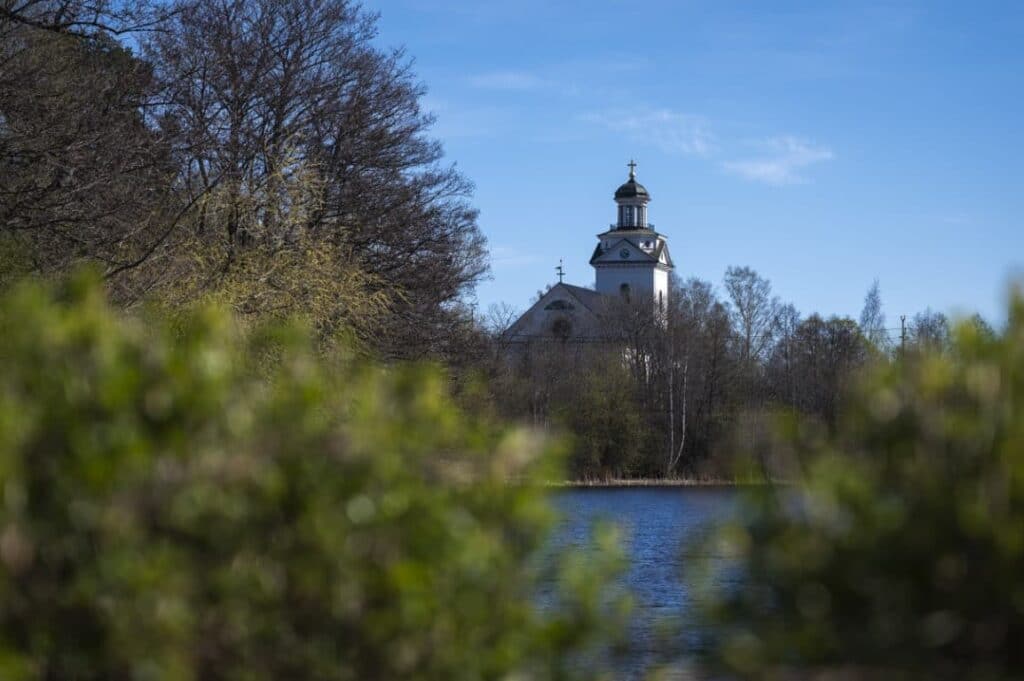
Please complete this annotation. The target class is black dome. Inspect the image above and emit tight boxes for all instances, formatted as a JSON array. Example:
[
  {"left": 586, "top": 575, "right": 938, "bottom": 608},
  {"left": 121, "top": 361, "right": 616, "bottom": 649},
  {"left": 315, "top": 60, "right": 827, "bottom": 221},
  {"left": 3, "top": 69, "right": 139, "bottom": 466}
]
[{"left": 614, "top": 177, "right": 649, "bottom": 200}]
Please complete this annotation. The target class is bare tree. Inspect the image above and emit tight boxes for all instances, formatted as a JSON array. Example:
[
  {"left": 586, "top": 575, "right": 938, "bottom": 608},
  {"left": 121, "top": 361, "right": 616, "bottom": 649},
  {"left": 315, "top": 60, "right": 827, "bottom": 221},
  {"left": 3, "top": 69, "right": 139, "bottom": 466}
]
[
  {"left": 912, "top": 308, "right": 950, "bottom": 353},
  {"left": 724, "top": 265, "right": 779, "bottom": 363},
  {"left": 0, "top": 0, "right": 171, "bottom": 38},
  {"left": 601, "top": 291, "right": 661, "bottom": 392},
  {"left": 665, "top": 344, "right": 687, "bottom": 477},
  {"left": 859, "top": 279, "right": 890, "bottom": 352},
  {"left": 663, "top": 277, "right": 735, "bottom": 473},
  {"left": 145, "top": 0, "right": 487, "bottom": 358},
  {"left": 768, "top": 303, "right": 802, "bottom": 409},
  {"left": 485, "top": 302, "right": 519, "bottom": 336}
]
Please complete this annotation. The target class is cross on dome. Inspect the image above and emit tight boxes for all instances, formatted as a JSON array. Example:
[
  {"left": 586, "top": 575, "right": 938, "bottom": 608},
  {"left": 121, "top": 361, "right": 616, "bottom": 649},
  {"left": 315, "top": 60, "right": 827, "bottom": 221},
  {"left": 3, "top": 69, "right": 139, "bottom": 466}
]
[{"left": 614, "top": 160, "right": 650, "bottom": 202}]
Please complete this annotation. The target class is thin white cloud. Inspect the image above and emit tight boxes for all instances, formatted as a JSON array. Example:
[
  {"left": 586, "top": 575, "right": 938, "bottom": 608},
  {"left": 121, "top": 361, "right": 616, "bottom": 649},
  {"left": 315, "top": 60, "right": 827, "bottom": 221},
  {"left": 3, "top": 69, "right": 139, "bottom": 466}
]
[
  {"left": 582, "top": 108, "right": 714, "bottom": 157},
  {"left": 490, "top": 245, "right": 544, "bottom": 268},
  {"left": 721, "top": 137, "right": 834, "bottom": 185},
  {"left": 420, "top": 95, "right": 508, "bottom": 139},
  {"left": 468, "top": 70, "right": 550, "bottom": 91}
]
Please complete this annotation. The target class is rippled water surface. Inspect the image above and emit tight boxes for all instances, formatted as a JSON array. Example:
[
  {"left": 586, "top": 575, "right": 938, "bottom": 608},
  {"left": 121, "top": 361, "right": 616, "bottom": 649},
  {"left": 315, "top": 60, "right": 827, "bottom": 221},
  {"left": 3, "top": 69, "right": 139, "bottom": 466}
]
[{"left": 551, "top": 487, "right": 740, "bottom": 677}]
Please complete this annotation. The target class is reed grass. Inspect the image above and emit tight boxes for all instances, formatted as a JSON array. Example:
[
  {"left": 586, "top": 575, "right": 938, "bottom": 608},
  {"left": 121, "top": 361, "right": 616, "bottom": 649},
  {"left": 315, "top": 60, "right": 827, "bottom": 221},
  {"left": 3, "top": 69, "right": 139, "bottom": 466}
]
[{"left": 549, "top": 476, "right": 783, "bottom": 488}]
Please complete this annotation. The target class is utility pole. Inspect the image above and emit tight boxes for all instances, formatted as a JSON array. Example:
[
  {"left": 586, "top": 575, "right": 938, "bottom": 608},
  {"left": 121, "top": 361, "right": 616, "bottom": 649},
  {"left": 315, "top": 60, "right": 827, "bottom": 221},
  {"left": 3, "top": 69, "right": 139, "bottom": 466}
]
[{"left": 900, "top": 315, "right": 907, "bottom": 356}]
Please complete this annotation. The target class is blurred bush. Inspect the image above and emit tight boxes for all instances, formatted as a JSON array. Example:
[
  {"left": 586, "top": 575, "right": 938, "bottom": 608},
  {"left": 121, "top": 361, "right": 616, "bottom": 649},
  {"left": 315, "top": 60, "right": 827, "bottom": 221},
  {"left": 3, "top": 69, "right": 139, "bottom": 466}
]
[
  {"left": 0, "top": 272, "right": 626, "bottom": 680},
  {"left": 695, "top": 291, "right": 1024, "bottom": 680}
]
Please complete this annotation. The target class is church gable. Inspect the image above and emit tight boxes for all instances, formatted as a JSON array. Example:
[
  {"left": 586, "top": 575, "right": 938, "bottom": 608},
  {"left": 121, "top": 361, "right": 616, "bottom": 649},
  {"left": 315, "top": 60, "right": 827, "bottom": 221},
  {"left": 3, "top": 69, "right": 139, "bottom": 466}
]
[
  {"left": 589, "top": 237, "right": 658, "bottom": 266},
  {"left": 504, "top": 284, "right": 604, "bottom": 342}
]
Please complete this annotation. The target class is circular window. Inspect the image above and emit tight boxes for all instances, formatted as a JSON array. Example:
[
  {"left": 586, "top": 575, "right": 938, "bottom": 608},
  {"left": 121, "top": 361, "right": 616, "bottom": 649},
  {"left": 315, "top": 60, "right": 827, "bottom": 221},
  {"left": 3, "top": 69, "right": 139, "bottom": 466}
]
[
  {"left": 619, "top": 249, "right": 630, "bottom": 259},
  {"left": 551, "top": 318, "right": 572, "bottom": 339}
]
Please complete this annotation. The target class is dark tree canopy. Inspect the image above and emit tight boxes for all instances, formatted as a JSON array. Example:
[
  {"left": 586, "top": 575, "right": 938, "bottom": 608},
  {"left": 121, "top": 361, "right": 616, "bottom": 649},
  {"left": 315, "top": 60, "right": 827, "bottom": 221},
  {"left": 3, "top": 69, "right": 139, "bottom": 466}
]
[
  {"left": 145, "top": 0, "right": 487, "bottom": 357},
  {"left": 1, "top": 0, "right": 487, "bottom": 358},
  {"left": 0, "top": 0, "right": 167, "bottom": 37},
  {"left": 0, "top": 19, "right": 174, "bottom": 281},
  {"left": 768, "top": 313, "right": 868, "bottom": 428}
]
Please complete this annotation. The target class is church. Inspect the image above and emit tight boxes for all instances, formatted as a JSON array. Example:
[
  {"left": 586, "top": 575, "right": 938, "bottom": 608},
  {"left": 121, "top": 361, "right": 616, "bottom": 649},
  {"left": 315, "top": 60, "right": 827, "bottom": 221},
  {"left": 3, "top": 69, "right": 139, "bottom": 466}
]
[{"left": 503, "top": 162, "right": 674, "bottom": 343}]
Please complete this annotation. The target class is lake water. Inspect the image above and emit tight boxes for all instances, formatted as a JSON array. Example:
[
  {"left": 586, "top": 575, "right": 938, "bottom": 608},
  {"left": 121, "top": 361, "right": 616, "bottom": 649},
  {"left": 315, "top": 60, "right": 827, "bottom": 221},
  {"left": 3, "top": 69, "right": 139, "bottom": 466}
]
[{"left": 551, "top": 487, "right": 740, "bottom": 677}]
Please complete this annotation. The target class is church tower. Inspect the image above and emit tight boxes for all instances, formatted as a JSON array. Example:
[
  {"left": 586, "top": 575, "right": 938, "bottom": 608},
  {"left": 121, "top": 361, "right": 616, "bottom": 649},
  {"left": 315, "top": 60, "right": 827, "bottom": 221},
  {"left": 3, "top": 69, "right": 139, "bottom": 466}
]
[{"left": 590, "top": 161, "right": 674, "bottom": 311}]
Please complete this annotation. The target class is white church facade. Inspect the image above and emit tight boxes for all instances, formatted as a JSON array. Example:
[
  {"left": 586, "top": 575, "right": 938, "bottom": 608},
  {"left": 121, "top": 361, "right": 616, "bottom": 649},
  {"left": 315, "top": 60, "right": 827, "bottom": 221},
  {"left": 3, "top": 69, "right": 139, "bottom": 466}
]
[{"left": 504, "top": 162, "right": 674, "bottom": 343}]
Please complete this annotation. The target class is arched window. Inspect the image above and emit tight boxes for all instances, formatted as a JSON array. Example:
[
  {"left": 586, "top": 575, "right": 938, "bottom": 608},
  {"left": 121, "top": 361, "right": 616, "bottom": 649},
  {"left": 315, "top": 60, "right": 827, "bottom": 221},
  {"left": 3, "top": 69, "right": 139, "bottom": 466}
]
[{"left": 620, "top": 283, "right": 631, "bottom": 299}]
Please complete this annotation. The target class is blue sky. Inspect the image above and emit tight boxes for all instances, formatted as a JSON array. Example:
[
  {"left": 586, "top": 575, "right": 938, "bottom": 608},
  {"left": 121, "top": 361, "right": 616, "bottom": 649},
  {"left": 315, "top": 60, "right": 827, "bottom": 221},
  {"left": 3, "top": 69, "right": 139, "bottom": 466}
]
[{"left": 364, "top": 0, "right": 1023, "bottom": 326}]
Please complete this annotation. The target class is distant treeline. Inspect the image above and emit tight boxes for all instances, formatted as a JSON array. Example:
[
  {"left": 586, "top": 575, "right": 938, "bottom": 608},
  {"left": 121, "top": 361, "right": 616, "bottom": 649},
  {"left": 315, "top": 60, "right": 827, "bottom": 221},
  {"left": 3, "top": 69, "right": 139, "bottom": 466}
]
[{"left": 479, "top": 270, "right": 996, "bottom": 481}]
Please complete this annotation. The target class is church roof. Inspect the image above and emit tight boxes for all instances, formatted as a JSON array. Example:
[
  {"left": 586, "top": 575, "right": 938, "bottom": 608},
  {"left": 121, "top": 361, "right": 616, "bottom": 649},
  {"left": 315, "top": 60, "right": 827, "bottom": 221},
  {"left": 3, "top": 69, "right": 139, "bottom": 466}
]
[
  {"left": 559, "top": 283, "right": 604, "bottom": 314},
  {"left": 652, "top": 240, "right": 674, "bottom": 268},
  {"left": 614, "top": 177, "right": 649, "bottom": 200}
]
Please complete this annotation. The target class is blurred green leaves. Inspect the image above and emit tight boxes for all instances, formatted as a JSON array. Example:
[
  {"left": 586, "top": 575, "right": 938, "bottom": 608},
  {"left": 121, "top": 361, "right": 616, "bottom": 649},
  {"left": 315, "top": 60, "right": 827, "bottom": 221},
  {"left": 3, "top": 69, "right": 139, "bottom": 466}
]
[
  {"left": 0, "top": 272, "right": 626, "bottom": 680},
  {"left": 694, "top": 291, "right": 1024, "bottom": 680}
]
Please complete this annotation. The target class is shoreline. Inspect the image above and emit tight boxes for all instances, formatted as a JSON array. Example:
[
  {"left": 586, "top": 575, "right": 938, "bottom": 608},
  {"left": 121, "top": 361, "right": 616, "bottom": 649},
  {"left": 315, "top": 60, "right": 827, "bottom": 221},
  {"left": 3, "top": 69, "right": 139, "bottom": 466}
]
[{"left": 549, "top": 478, "right": 780, "bottom": 488}]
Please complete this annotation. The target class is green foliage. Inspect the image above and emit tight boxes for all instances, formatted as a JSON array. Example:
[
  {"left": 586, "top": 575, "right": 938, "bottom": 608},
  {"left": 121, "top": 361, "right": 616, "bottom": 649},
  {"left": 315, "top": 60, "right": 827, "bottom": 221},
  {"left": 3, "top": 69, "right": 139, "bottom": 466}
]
[
  {"left": 157, "top": 222, "right": 390, "bottom": 353},
  {"left": 694, "top": 290, "right": 1024, "bottom": 679},
  {"left": 0, "top": 272, "right": 626, "bottom": 680},
  {"left": 0, "top": 235, "right": 33, "bottom": 293},
  {"left": 555, "top": 364, "right": 645, "bottom": 480}
]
